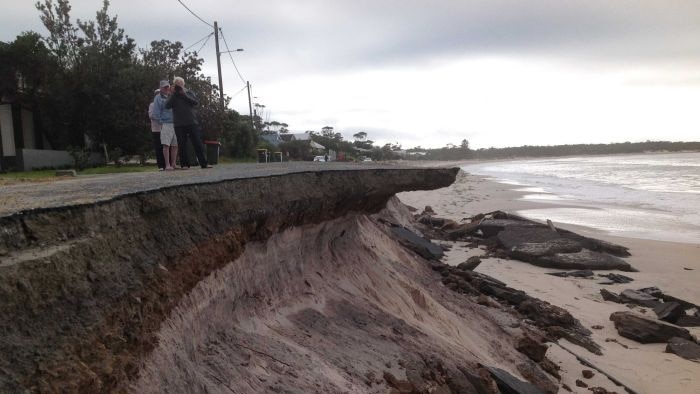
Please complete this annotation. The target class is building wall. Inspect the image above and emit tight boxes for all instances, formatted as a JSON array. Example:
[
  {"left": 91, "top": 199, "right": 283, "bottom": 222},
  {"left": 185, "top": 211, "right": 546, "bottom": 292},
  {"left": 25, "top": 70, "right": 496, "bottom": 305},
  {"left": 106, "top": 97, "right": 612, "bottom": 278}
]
[
  {"left": 0, "top": 104, "right": 15, "bottom": 157},
  {"left": 21, "top": 108, "right": 35, "bottom": 149}
]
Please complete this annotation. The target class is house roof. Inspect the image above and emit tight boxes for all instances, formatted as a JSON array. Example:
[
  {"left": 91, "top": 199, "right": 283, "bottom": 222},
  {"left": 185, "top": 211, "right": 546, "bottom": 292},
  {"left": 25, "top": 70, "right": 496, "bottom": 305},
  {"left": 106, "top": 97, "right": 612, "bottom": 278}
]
[
  {"left": 310, "top": 141, "right": 325, "bottom": 149},
  {"left": 260, "top": 133, "right": 281, "bottom": 146},
  {"left": 279, "top": 134, "right": 295, "bottom": 142},
  {"left": 293, "top": 133, "right": 311, "bottom": 141}
]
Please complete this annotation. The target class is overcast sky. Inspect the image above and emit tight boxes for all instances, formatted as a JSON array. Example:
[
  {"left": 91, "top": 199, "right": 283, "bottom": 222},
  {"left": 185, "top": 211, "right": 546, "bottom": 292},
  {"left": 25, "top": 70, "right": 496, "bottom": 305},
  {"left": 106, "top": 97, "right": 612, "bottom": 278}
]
[{"left": 3, "top": 1, "right": 700, "bottom": 149}]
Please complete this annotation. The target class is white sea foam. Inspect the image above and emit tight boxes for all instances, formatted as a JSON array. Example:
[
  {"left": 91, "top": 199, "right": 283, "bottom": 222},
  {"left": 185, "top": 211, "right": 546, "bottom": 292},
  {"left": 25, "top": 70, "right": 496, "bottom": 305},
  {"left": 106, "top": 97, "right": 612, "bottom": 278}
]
[{"left": 462, "top": 152, "right": 700, "bottom": 243}]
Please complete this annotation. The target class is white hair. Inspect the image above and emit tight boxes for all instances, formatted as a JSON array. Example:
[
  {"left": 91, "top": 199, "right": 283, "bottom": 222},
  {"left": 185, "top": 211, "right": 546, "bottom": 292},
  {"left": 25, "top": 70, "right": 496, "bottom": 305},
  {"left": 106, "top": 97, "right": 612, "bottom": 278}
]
[{"left": 173, "top": 76, "right": 185, "bottom": 87}]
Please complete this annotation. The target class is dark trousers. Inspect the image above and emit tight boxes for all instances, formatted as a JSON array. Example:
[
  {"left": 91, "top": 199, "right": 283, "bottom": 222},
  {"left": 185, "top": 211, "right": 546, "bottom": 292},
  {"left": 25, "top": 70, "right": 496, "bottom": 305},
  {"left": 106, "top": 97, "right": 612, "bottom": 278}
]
[
  {"left": 175, "top": 124, "right": 208, "bottom": 168},
  {"left": 151, "top": 132, "right": 165, "bottom": 169}
]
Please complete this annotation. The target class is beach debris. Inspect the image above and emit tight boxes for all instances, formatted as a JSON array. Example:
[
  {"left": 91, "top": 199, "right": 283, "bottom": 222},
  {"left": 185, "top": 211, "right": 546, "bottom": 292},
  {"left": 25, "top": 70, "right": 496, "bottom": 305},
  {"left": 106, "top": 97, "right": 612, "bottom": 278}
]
[
  {"left": 600, "top": 289, "right": 622, "bottom": 303},
  {"left": 422, "top": 206, "right": 435, "bottom": 215},
  {"left": 591, "top": 325, "right": 604, "bottom": 330},
  {"left": 683, "top": 267, "right": 693, "bottom": 271},
  {"left": 609, "top": 311, "right": 694, "bottom": 343},
  {"left": 618, "top": 289, "right": 661, "bottom": 308},
  {"left": 561, "top": 383, "right": 572, "bottom": 392},
  {"left": 547, "top": 269, "right": 594, "bottom": 278},
  {"left": 390, "top": 227, "right": 444, "bottom": 260},
  {"left": 575, "top": 379, "right": 588, "bottom": 388},
  {"left": 582, "top": 370, "right": 595, "bottom": 379},
  {"left": 665, "top": 337, "right": 700, "bottom": 362},
  {"left": 457, "top": 256, "right": 482, "bottom": 271},
  {"left": 486, "top": 366, "right": 546, "bottom": 394},
  {"left": 653, "top": 302, "right": 685, "bottom": 323},
  {"left": 597, "top": 273, "right": 634, "bottom": 284},
  {"left": 516, "top": 335, "right": 548, "bottom": 362}
]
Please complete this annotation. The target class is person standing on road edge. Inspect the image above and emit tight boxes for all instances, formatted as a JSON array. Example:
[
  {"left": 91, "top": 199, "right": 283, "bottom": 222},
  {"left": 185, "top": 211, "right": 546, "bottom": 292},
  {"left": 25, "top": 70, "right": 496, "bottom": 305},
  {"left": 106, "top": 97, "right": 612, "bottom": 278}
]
[
  {"left": 152, "top": 80, "right": 178, "bottom": 170},
  {"left": 165, "top": 76, "right": 211, "bottom": 169},
  {"left": 148, "top": 88, "right": 165, "bottom": 170}
]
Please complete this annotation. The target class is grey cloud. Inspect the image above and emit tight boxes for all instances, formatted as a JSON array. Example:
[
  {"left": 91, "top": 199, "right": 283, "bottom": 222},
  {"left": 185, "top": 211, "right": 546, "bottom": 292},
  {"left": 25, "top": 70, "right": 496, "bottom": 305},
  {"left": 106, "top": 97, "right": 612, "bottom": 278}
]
[{"left": 5, "top": 0, "right": 700, "bottom": 81}]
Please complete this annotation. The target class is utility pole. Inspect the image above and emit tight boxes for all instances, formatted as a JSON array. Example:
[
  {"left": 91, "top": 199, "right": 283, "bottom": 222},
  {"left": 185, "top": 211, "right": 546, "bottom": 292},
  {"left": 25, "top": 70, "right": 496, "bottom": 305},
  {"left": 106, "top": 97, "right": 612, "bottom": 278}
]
[
  {"left": 213, "top": 21, "right": 224, "bottom": 111},
  {"left": 246, "top": 81, "right": 254, "bottom": 130}
]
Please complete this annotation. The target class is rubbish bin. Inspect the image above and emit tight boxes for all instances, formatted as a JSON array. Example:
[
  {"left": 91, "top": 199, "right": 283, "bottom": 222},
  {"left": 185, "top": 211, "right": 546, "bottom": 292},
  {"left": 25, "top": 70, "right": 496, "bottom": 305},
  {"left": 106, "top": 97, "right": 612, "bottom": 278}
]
[
  {"left": 204, "top": 140, "right": 220, "bottom": 165},
  {"left": 256, "top": 149, "right": 268, "bottom": 163}
]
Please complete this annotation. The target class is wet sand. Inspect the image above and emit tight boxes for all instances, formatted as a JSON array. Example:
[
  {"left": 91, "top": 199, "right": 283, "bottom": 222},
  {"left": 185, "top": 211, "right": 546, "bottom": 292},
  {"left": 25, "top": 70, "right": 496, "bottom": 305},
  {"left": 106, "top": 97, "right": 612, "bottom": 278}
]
[{"left": 398, "top": 170, "right": 700, "bottom": 394}]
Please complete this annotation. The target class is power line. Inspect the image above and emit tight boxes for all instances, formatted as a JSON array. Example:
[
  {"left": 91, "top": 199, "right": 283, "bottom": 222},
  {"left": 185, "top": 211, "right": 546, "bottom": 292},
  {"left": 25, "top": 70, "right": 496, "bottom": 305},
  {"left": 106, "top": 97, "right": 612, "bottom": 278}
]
[
  {"left": 184, "top": 32, "right": 213, "bottom": 52},
  {"left": 175, "top": 0, "right": 214, "bottom": 28},
  {"left": 196, "top": 33, "right": 213, "bottom": 54},
  {"left": 229, "top": 85, "right": 248, "bottom": 99},
  {"left": 219, "top": 29, "right": 247, "bottom": 85}
]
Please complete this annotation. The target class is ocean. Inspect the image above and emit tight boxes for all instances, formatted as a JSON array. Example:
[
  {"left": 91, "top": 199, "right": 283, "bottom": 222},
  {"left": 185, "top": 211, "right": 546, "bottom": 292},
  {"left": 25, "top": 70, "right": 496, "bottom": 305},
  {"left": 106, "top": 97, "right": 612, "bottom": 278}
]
[{"left": 461, "top": 152, "right": 700, "bottom": 244}]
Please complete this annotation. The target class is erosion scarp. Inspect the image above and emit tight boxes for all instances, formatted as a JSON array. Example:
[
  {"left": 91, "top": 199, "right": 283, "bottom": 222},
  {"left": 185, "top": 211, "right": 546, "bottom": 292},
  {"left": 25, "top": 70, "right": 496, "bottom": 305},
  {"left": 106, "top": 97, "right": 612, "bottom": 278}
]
[{"left": 0, "top": 167, "right": 457, "bottom": 392}]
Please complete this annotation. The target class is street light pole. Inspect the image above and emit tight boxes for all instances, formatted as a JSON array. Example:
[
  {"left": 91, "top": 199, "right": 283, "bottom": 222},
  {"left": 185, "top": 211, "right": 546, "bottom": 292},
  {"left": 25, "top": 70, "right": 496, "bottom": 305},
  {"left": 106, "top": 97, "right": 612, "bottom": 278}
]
[
  {"left": 213, "top": 21, "right": 224, "bottom": 111},
  {"left": 247, "top": 81, "right": 254, "bottom": 130}
]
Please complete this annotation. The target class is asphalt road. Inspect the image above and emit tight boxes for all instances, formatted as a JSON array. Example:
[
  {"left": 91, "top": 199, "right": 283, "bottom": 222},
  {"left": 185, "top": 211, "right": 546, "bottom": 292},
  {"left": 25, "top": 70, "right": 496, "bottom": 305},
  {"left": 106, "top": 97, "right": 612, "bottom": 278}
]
[{"left": 0, "top": 162, "right": 432, "bottom": 218}]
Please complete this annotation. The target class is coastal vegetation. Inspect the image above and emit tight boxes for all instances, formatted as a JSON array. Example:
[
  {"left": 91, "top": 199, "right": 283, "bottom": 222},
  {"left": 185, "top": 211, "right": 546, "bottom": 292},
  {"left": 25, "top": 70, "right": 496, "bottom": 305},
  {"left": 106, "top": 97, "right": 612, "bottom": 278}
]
[
  {"left": 1, "top": 0, "right": 258, "bottom": 162},
  {"left": 414, "top": 140, "right": 700, "bottom": 161}
]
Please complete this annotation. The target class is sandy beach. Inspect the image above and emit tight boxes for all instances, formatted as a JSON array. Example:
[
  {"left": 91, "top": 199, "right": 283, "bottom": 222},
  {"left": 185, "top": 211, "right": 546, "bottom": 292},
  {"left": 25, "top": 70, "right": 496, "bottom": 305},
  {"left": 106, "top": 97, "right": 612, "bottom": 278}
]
[{"left": 399, "top": 169, "right": 700, "bottom": 394}]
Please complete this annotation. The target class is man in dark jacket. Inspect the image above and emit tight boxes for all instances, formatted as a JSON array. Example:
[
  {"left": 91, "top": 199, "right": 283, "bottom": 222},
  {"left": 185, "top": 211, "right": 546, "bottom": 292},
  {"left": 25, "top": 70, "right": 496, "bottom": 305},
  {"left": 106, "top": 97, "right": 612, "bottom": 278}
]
[{"left": 165, "top": 77, "right": 211, "bottom": 169}]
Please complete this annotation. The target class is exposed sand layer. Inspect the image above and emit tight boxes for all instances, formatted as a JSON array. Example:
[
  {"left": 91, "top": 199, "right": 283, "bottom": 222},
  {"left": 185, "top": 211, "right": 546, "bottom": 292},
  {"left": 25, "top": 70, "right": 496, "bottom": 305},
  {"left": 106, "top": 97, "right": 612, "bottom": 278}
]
[
  {"left": 133, "top": 200, "right": 548, "bottom": 393},
  {"left": 399, "top": 170, "right": 700, "bottom": 394}
]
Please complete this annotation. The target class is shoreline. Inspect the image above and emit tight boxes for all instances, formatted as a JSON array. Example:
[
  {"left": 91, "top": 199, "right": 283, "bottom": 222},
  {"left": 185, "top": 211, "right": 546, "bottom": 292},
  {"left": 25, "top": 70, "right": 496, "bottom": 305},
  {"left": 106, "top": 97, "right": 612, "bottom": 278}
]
[{"left": 398, "top": 171, "right": 700, "bottom": 394}]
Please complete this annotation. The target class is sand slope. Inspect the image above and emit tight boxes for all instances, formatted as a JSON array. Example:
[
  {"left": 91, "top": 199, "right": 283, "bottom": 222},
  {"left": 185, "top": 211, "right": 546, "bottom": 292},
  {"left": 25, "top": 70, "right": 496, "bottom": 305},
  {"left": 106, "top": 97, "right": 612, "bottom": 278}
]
[{"left": 133, "top": 200, "right": 546, "bottom": 393}]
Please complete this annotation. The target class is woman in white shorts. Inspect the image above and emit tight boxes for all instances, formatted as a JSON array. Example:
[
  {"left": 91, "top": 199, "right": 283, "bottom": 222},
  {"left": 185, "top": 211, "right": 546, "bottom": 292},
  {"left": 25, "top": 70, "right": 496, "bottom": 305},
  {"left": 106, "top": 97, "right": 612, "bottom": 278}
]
[{"left": 160, "top": 122, "right": 178, "bottom": 170}]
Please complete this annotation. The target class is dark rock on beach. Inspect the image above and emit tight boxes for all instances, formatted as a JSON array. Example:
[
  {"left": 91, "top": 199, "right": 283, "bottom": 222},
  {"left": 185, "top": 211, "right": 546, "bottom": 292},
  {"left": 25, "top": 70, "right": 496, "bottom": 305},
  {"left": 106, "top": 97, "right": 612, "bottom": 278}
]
[
  {"left": 444, "top": 222, "right": 481, "bottom": 240},
  {"left": 618, "top": 289, "right": 661, "bottom": 308},
  {"left": 609, "top": 311, "right": 694, "bottom": 343},
  {"left": 597, "top": 273, "right": 634, "bottom": 284},
  {"left": 458, "top": 256, "right": 482, "bottom": 271},
  {"left": 475, "top": 214, "right": 633, "bottom": 271},
  {"left": 390, "top": 227, "right": 444, "bottom": 260},
  {"left": 675, "top": 315, "right": 700, "bottom": 327},
  {"left": 547, "top": 269, "right": 594, "bottom": 278},
  {"left": 600, "top": 289, "right": 622, "bottom": 303},
  {"left": 653, "top": 302, "right": 685, "bottom": 323},
  {"left": 665, "top": 337, "right": 700, "bottom": 362},
  {"left": 535, "top": 250, "right": 632, "bottom": 272}
]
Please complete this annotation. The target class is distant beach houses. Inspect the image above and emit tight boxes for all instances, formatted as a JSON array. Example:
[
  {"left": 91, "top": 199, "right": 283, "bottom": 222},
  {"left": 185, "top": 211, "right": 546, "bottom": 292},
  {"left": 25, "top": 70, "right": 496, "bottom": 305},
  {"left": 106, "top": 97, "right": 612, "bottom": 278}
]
[{"left": 260, "top": 132, "right": 326, "bottom": 150}]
